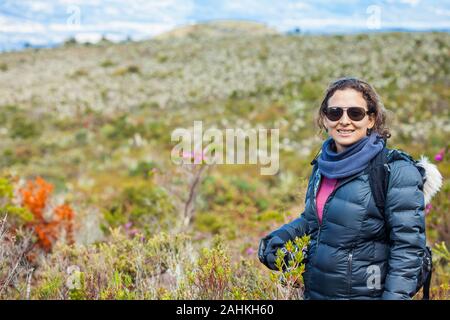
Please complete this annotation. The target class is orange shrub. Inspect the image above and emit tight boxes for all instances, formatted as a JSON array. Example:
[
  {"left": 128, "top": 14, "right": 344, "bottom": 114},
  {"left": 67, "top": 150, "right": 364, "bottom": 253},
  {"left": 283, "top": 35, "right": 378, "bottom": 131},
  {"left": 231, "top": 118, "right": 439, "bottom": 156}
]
[{"left": 19, "top": 177, "right": 75, "bottom": 252}]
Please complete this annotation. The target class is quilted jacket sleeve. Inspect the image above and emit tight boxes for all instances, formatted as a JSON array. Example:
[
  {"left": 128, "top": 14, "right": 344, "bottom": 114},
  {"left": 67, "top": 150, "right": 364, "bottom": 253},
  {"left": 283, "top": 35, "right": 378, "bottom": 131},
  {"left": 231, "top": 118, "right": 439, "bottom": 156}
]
[
  {"left": 382, "top": 160, "right": 426, "bottom": 300},
  {"left": 258, "top": 166, "right": 315, "bottom": 270}
]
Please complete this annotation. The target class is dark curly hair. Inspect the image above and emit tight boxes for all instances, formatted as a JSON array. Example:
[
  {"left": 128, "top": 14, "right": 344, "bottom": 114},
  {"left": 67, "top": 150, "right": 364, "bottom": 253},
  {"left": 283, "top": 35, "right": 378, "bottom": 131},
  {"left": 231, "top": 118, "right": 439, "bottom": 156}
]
[{"left": 316, "top": 77, "right": 391, "bottom": 141}]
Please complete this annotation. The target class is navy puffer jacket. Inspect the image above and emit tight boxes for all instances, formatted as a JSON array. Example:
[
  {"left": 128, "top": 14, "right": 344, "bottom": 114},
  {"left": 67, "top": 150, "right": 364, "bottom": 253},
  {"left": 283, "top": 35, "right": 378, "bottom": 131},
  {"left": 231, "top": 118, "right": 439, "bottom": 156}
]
[{"left": 261, "top": 148, "right": 427, "bottom": 300}]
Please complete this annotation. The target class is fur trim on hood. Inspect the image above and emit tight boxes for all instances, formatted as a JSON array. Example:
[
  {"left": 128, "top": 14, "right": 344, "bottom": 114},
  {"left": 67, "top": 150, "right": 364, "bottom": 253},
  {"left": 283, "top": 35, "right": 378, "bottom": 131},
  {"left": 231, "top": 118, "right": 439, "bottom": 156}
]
[{"left": 416, "top": 155, "right": 443, "bottom": 205}]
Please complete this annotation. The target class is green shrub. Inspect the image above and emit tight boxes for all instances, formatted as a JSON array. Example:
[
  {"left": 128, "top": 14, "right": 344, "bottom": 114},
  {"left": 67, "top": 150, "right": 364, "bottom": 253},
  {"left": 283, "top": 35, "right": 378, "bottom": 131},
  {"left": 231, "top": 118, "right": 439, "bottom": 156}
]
[
  {"left": 113, "top": 65, "right": 141, "bottom": 76},
  {"left": 30, "top": 230, "right": 192, "bottom": 299},
  {"left": 70, "top": 68, "right": 88, "bottom": 78},
  {"left": 10, "top": 115, "right": 40, "bottom": 139},
  {"left": 157, "top": 54, "right": 168, "bottom": 63},
  {"left": 35, "top": 276, "right": 64, "bottom": 299},
  {"left": 195, "top": 213, "right": 227, "bottom": 234},
  {"left": 186, "top": 236, "right": 233, "bottom": 299},
  {"left": 0, "top": 177, "right": 34, "bottom": 224},
  {"left": 257, "top": 210, "right": 285, "bottom": 223},
  {"left": 103, "top": 182, "right": 176, "bottom": 235},
  {"left": 128, "top": 161, "right": 158, "bottom": 179},
  {"left": 100, "top": 60, "right": 115, "bottom": 68}
]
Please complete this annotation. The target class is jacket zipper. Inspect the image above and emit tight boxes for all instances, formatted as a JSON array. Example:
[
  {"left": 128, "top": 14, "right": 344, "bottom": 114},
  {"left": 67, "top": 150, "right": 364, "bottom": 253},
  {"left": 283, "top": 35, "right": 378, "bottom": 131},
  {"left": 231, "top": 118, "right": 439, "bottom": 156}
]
[
  {"left": 347, "top": 248, "right": 354, "bottom": 295},
  {"left": 312, "top": 170, "right": 364, "bottom": 252},
  {"left": 313, "top": 175, "right": 338, "bottom": 250},
  {"left": 316, "top": 189, "right": 338, "bottom": 251},
  {"left": 311, "top": 170, "right": 322, "bottom": 251},
  {"left": 309, "top": 167, "right": 363, "bottom": 297}
]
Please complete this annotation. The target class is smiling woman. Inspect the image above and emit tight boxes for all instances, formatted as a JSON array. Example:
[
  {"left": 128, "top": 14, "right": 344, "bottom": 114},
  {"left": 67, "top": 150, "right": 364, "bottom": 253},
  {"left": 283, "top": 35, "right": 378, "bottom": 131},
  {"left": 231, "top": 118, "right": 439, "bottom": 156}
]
[
  {"left": 317, "top": 77, "right": 390, "bottom": 153},
  {"left": 259, "top": 77, "right": 443, "bottom": 300}
]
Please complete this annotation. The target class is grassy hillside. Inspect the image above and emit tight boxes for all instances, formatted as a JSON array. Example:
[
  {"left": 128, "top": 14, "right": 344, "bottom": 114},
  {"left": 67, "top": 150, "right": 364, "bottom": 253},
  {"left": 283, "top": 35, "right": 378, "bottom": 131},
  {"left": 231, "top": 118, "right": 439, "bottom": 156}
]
[{"left": 0, "top": 24, "right": 449, "bottom": 299}]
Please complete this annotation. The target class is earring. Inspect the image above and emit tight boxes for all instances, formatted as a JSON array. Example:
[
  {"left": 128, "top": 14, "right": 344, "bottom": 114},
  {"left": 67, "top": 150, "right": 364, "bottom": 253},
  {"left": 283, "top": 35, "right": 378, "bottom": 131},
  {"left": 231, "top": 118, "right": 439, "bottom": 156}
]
[
  {"left": 366, "top": 128, "right": 372, "bottom": 136},
  {"left": 325, "top": 127, "right": 328, "bottom": 133}
]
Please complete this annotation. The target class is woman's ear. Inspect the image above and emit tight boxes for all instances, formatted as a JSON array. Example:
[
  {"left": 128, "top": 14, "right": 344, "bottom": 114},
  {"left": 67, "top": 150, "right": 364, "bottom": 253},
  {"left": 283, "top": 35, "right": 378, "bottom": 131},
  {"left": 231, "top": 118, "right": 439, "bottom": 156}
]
[
  {"left": 368, "top": 114, "right": 376, "bottom": 129},
  {"left": 321, "top": 117, "right": 328, "bottom": 132}
]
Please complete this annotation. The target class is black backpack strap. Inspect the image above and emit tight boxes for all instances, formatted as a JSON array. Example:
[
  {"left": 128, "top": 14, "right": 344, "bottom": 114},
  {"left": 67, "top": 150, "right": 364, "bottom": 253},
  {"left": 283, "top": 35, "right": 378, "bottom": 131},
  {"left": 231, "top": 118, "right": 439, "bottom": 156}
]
[
  {"left": 422, "top": 246, "right": 433, "bottom": 300},
  {"left": 423, "top": 274, "right": 431, "bottom": 300},
  {"left": 368, "top": 147, "right": 390, "bottom": 218},
  {"left": 370, "top": 147, "right": 426, "bottom": 218}
]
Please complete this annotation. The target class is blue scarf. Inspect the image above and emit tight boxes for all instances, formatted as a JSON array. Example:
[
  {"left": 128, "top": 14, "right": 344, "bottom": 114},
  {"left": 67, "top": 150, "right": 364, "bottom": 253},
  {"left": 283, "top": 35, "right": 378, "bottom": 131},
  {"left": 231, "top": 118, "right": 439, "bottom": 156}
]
[{"left": 317, "top": 132, "right": 385, "bottom": 179}]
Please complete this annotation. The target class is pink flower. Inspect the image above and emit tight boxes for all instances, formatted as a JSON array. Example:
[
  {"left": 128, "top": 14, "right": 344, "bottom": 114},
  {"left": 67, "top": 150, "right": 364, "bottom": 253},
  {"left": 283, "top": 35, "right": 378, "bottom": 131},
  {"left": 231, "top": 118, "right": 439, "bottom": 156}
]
[
  {"left": 180, "top": 148, "right": 211, "bottom": 163},
  {"left": 246, "top": 247, "right": 255, "bottom": 256},
  {"left": 182, "top": 151, "right": 194, "bottom": 159},
  {"left": 434, "top": 149, "right": 445, "bottom": 162},
  {"left": 124, "top": 222, "right": 132, "bottom": 230},
  {"left": 425, "top": 203, "right": 432, "bottom": 215},
  {"left": 194, "top": 152, "right": 203, "bottom": 163}
]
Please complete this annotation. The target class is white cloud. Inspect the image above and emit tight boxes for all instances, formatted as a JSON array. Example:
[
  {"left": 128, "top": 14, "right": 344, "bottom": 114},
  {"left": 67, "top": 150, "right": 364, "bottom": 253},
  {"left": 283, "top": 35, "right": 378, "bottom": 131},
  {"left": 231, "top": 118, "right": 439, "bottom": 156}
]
[
  {"left": 0, "top": 0, "right": 449, "bottom": 51},
  {"left": 74, "top": 32, "right": 102, "bottom": 43},
  {"left": 0, "top": 16, "right": 46, "bottom": 33},
  {"left": 434, "top": 8, "right": 450, "bottom": 16},
  {"left": 48, "top": 20, "right": 177, "bottom": 35},
  {"left": 0, "top": 0, "right": 195, "bottom": 50},
  {"left": 29, "top": 1, "right": 55, "bottom": 14},
  {"left": 399, "top": 0, "right": 421, "bottom": 6},
  {"left": 287, "top": 2, "right": 311, "bottom": 10}
]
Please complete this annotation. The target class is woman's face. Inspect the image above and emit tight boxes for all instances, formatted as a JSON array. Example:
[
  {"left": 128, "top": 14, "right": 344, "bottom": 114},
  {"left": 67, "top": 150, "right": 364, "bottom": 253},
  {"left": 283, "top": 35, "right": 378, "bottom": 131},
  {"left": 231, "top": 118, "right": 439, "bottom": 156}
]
[{"left": 323, "top": 89, "right": 375, "bottom": 153}]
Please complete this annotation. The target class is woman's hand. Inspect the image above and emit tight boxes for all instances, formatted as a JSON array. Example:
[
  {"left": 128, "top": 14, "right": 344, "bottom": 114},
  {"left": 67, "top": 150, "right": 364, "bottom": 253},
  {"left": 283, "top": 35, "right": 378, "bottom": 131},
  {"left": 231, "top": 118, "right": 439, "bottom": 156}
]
[
  {"left": 258, "top": 229, "right": 293, "bottom": 270},
  {"left": 259, "top": 216, "right": 310, "bottom": 270}
]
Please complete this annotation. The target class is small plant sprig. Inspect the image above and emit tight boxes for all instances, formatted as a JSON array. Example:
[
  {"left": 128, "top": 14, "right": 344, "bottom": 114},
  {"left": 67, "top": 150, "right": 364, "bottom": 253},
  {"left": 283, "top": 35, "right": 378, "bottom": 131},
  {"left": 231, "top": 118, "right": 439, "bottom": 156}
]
[{"left": 270, "top": 235, "right": 310, "bottom": 300}]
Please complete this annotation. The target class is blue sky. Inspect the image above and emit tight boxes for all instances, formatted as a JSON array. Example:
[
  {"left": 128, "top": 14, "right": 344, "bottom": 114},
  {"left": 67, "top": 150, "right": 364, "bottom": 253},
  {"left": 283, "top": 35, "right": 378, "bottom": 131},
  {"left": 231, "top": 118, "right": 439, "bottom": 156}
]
[{"left": 1, "top": 0, "right": 450, "bottom": 51}]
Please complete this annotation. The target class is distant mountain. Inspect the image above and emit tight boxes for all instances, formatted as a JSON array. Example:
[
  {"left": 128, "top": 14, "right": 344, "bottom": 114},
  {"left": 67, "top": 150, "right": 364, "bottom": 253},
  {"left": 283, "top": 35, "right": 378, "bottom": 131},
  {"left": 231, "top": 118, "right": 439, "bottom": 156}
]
[
  {"left": 154, "top": 20, "right": 279, "bottom": 39},
  {"left": 1, "top": 19, "right": 449, "bottom": 53},
  {"left": 286, "top": 26, "right": 450, "bottom": 35}
]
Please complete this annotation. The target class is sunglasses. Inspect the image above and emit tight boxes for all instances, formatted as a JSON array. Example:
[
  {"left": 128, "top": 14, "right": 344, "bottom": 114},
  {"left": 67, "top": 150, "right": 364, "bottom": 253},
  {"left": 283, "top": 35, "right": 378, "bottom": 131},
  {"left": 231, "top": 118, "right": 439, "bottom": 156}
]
[{"left": 323, "top": 106, "right": 372, "bottom": 122}]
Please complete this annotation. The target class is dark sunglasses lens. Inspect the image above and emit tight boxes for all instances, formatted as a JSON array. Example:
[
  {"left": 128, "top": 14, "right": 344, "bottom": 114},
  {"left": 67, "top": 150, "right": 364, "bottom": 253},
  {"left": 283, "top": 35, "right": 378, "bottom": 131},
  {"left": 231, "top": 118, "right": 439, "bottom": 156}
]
[
  {"left": 325, "top": 108, "right": 343, "bottom": 121},
  {"left": 347, "top": 107, "right": 366, "bottom": 121}
]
